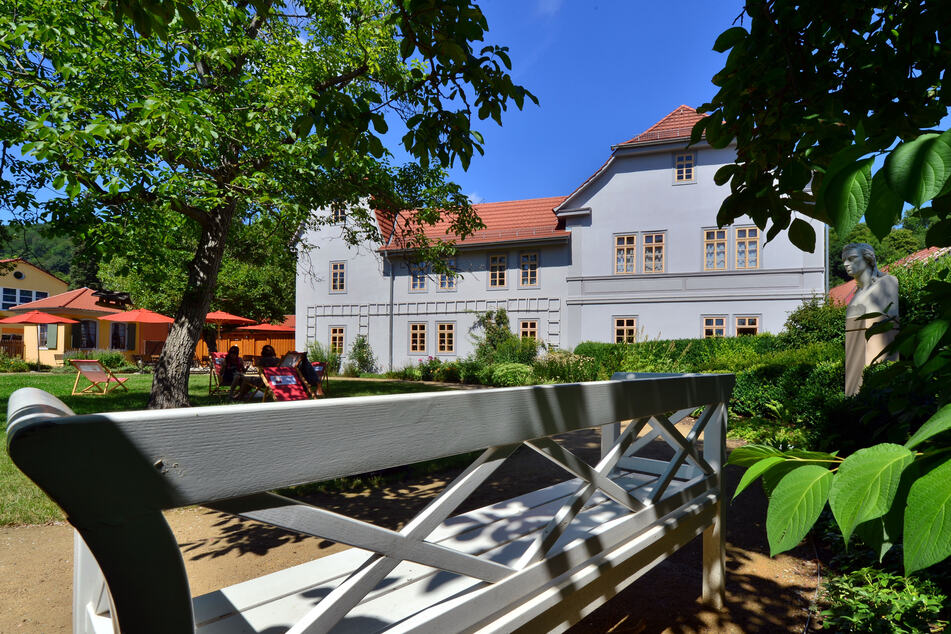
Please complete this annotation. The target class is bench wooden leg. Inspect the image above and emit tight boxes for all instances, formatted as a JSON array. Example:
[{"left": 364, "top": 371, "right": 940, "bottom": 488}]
[{"left": 702, "top": 499, "right": 725, "bottom": 609}]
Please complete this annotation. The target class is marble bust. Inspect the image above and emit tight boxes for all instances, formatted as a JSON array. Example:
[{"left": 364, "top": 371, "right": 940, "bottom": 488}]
[{"left": 842, "top": 243, "right": 898, "bottom": 395}]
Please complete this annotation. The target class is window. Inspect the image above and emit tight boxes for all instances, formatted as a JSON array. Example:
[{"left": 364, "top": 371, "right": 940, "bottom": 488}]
[
  {"left": 330, "top": 261, "right": 346, "bottom": 292},
  {"left": 520, "top": 252, "right": 538, "bottom": 287},
  {"left": 437, "top": 322, "right": 454, "bottom": 353},
  {"left": 675, "top": 152, "right": 695, "bottom": 182},
  {"left": 38, "top": 324, "right": 50, "bottom": 348},
  {"left": 643, "top": 232, "right": 665, "bottom": 273},
  {"left": 331, "top": 208, "right": 346, "bottom": 223},
  {"left": 703, "top": 317, "right": 726, "bottom": 338},
  {"left": 35, "top": 291, "right": 47, "bottom": 300},
  {"left": 704, "top": 229, "right": 727, "bottom": 270},
  {"left": 614, "top": 317, "right": 638, "bottom": 343},
  {"left": 736, "top": 227, "right": 759, "bottom": 269},
  {"left": 410, "top": 322, "right": 427, "bottom": 353},
  {"left": 520, "top": 320, "right": 538, "bottom": 340},
  {"left": 410, "top": 265, "right": 427, "bottom": 292},
  {"left": 1, "top": 287, "right": 16, "bottom": 310},
  {"left": 439, "top": 259, "right": 456, "bottom": 290},
  {"left": 110, "top": 323, "right": 127, "bottom": 349},
  {"left": 330, "top": 327, "right": 345, "bottom": 353},
  {"left": 489, "top": 255, "right": 506, "bottom": 288},
  {"left": 736, "top": 316, "right": 760, "bottom": 336},
  {"left": 76, "top": 319, "right": 98, "bottom": 348},
  {"left": 614, "top": 235, "right": 636, "bottom": 274}
]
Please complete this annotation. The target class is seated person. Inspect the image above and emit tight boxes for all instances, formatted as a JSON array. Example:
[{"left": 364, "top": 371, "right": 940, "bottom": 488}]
[
  {"left": 221, "top": 346, "right": 246, "bottom": 398},
  {"left": 297, "top": 351, "right": 325, "bottom": 386},
  {"left": 233, "top": 345, "right": 280, "bottom": 400}
]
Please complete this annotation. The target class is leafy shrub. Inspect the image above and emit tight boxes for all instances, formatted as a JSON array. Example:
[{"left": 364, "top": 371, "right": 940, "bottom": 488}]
[
  {"left": 495, "top": 335, "right": 542, "bottom": 364},
  {"left": 572, "top": 342, "right": 627, "bottom": 377},
  {"left": 416, "top": 356, "right": 442, "bottom": 381},
  {"left": 348, "top": 335, "right": 376, "bottom": 373},
  {"left": 533, "top": 349, "right": 599, "bottom": 383},
  {"left": 490, "top": 362, "right": 534, "bottom": 386},
  {"left": 0, "top": 351, "right": 29, "bottom": 373},
  {"left": 385, "top": 364, "right": 422, "bottom": 381},
  {"left": 456, "top": 358, "right": 485, "bottom": 384},
  {"left": 341, "top": 362, "right": 360, "bottom": 377},
  {"left": 64, "top": 349, "right": 127, "bottom": 369},
  {"left": 307, "top": 340, "right": 341, "bottom": 376},
  {"left": 433, "top": 362, "right": 461, "bottom": 383},
  {"left": 779, "top": 296, "right": 846, "bottom": 349},
  {"left": 821, "top": 568, "right": 947, "bottom": 633},
  {"left": 892, "top": 255, "right": 951, "bottom": 328}
]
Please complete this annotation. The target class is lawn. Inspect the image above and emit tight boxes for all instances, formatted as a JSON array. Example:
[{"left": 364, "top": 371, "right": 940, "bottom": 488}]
[{"left": 0, "top": 372, "right": 454, "bottom": 525}]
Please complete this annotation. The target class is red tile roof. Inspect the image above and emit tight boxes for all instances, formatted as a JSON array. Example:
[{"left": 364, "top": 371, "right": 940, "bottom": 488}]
[
  {"left": 9, "top": 287, "right": 123, "bottom": 314},
  {"left": 378, "top": 196, "right": 569, "bottom": 251},
  {"left": 829, "top": 246, "right": 951, "bottom": 305},
  {"left": 617, "top": 105, "right": 706, "bottom": 147}
]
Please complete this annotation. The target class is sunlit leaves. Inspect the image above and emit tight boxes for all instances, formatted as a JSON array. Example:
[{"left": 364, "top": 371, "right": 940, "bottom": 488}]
[
  {"left": 904, "top": 458, "right": 951, "bottom": 574},
  {"left": 905, "top": 404, "right": 951, "bottom": 450},
  {"left": 885, "top": 130, "right": 951, "bottom": 208},
  {"left": 866, "top": 170, "right": 905, "bottom": 240},
  {"left": 766, "top": 465, "right": 832, "bottom": 556},
  {"left": 823, "top": 158, "right": 873, "bottom": 236}
]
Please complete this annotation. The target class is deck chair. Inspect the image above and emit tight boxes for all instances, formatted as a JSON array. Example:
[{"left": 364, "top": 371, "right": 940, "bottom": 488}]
[
  {"left": 209, "top": 352, "right": 229, "bottom": 395},
  {"left": 258, "top": 366, "right": 315, "bottom": 402},
  {"left": 278, "top": 351, "right": 326, "bottom": 397},
  {"left": 310, "top": 361, "right": 329, "bottom": 397},
  {"left": 278, "top": 351, "right": 304, "bottom": 368},
  {"left": 69, "top": 359, "right": 129, "bottom": 395}
]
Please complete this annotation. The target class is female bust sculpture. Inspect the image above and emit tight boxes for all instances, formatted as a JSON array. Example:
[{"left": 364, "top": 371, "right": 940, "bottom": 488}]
[{"left": 841, "top": 243, "right": 898, "bottom": 395}]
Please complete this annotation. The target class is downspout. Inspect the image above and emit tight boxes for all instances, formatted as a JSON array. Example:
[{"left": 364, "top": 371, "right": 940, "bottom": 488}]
[
  {"left": 824, "top": 224, "right": 830, "bottom": 295},
  {"left": 385, "top": 252, "right": 395, "bottom": 372}
]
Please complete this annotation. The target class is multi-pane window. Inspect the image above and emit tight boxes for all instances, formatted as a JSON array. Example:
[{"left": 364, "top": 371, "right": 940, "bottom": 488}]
[
  {"left": 330, "top": 327, "right": 345, "bottom": 353},
  {"left": 410, "top": 322, "right": 427, "bottom": 353},
  {"left": 614, "top": 317, "right": 638, "bottom": 343},
  {"left": 38, "top": 324, "right": 50, "bottom": 348},
  {"left": 675, "top": 152, "right": 695, "bottom": 182},
  {"left": 704, "top": 229, "right": 727, "bottom": 270},
  {"left": 643, "top": 233, "right": 665, "bottom": 273},
  {"left": 736, "top": 316, "right": 760, "bottom": 336},
  {"left": 410, "top": 266, "right": 427, "bottom": 292},
  {"left": 614, "top": 235, "right": 636, "bottom": 274},
  {"left": 0, "top": 288, "right": 46, "bottom": 309},
  {"left": 77, "top": 320, "right": 98, "bottom": 348},
  {"left": 437, "top": 322, "right": 454, "bottom": 353},
  {"left": 703, "top": 317, "right": 726, "bottom": 338},
  {"left": 439, "top": 259, "right": 456, "bottom": 290},
  {"left": 331, "top": 208, "right": 346, "bottom": 223},
  {"left": 520, "top": 320, "right": 538, "bottom": 340},
  {"left": 330, "top": 261, "right": 346, "bottom": 292},
  {"left": 110, "top": 323, "right": 127, "bottom": 349},
  {"left": 736, "top": 227, "right": 759, "bottom": 269},
  {"left": 489, "top": 255, "right": 507, "bottom": 287},
  {"left": 520, "top": 252, "right": 538, "bottom": 287}
]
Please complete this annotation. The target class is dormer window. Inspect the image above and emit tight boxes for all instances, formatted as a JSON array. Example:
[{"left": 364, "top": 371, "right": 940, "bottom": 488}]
[{"left": 674, "top": 152, "right": 695, "bottom": 183}]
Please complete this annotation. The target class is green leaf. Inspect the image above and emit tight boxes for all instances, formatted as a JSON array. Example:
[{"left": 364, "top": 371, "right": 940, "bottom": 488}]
[
  {"left": 865, "top": 170, "right": 904, "bottom": 240},
  {"left": 824, "top": 157, "right": 873, "bottom": 236},
  {"left": 904, "top": 457, "right": 951, "bottom": 574},
  {"left": 712, "top": 26, "right": 748, "bottom": 53},
  {"left": 734, "top": 456, "right": 785, "bottom": 500},
  {"left": 727, "top": 444, "right": 783, "bottom": 467},
  {"left": 913, "top": 319, "right": 949, "bottom": 367},
  {"left": 906, "top": 403, "right": 951, "bottom": 450},
  {"left": 766, "top": 465, "right": 832, "bottom": 556},
  {"left": 713, "top": 164, "right": 735, "bottom": 186},
  {"left": 884, "top": 129, "right": 951, "bottom": 207},
  {"left": 829, "top": 443, "right": 914, "bottom": 545},
  {"left": 788, "top": 218, "right": 816, "bottom": 252},
  {"left": 854, "top": 516, "right": 894, "bottom": 562}
]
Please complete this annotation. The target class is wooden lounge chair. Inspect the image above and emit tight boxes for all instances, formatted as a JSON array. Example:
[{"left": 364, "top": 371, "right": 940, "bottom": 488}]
[
  {"left": 69, "top": 359, "right": 129, "bottom": 396},
  {"left": 278, "top": 351, "right": 326, "bottom": 397},
  {"left": 208, "top": 352, "right": 228, "bottom": 395},
  {"left": 310, "top": 361, "right": 328, "bottom": 397},
  {"left": 259, "top": 366, "right": 315, "bottom": 402}
]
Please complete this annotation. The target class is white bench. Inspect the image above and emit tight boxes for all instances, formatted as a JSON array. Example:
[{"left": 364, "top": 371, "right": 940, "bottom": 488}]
[{"left": 6, "top": 372, "right": 733, "bottom": 633}]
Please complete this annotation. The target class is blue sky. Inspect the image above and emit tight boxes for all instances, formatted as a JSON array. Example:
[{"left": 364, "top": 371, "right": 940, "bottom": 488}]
[{"left": 433, "top": 0, "right": 747, "bottom": 204}]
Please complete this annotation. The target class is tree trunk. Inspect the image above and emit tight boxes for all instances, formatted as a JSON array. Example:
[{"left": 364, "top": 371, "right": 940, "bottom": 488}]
[{"left": 148, "top": 205, "right": 235, "bottom": 409}]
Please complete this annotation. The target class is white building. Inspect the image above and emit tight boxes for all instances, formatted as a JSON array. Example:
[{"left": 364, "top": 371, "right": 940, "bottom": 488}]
[{"left": 296, "top": 106, "right": 826, "bottom": 370}]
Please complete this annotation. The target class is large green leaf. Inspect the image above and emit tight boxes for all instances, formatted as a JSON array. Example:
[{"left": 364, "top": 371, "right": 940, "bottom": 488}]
[
  {"left": 823, "top": 157, "right": 873, "bottom": 236},
  {"left": 766, "top": 465, "right": 833, "bottom": 556},
  {"left": 829, "top": 443, "right": 914, "bottom": 544},
  {"left": 712, "top": 26, "right": 748, "bottom": 53},
  {"left": 913, "top": 319, "right": 949, "bottom": 367},
  {"left": 904, "top": 457, "right": 951, "bottom": 574},
  {"left": 733, "top": 456, "right": 785, "bottom": 500},
  {"left": 865, "top": 170, "right": 904, "bottom": 240},
  {"left": 726, "top": 444, "right": 783, "bottom": 467},
  {"left": 905, "top": 403, "right": 951, "bottom": 450},
  {"left": 788, "top": 218, "right": 816, "bottom": 252},
  {"left": 884, "top": 129, "right": 951, "bottom": 207}
]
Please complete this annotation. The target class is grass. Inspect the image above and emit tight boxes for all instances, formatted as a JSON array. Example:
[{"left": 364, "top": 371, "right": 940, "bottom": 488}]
[{"left": 0, "top": 372, "right": 453, "bottom": 526}]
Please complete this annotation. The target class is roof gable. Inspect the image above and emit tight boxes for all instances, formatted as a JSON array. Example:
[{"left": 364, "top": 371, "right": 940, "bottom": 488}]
[
  {"left": 617, "top": 105, "right": 706, "bottom": 147},
  {"left": 1, "top": 257, "right": 68, "bottom": 285}
]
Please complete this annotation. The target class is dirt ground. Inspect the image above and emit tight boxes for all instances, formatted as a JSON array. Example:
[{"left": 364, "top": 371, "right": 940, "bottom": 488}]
[{"left": 0, "top": 424, "right": 821, "bottom": 633}]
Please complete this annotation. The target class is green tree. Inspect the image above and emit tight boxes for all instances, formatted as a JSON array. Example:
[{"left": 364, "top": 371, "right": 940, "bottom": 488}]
[
  {"left": 1, "top": 0, "right": 535, "bottom": 407},
  {"left": 701, "top": 0, "right": 951, "bottom": 575}
]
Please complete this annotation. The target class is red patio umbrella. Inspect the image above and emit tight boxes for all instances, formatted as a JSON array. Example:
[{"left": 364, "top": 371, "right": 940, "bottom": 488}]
[
  {"left": 0, "top": 310, "right": 79, "bottom": 363},
  {"left": 205, "top": 310, "right": 255, "bottom": 344},
  {"left": 234, "top": 323, "right": 295, "bottom": 333},
  {"left": 100, "top": 308, "right": 174, "bottom": 324}
]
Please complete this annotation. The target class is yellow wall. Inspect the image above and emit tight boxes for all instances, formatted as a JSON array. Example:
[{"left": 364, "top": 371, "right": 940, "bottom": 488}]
[
  {"left": 22, "top": 323, "right": 66, "bottom": 366},
  {"left": 0, "top": 260, "right": 68, "bottom": 341}
]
